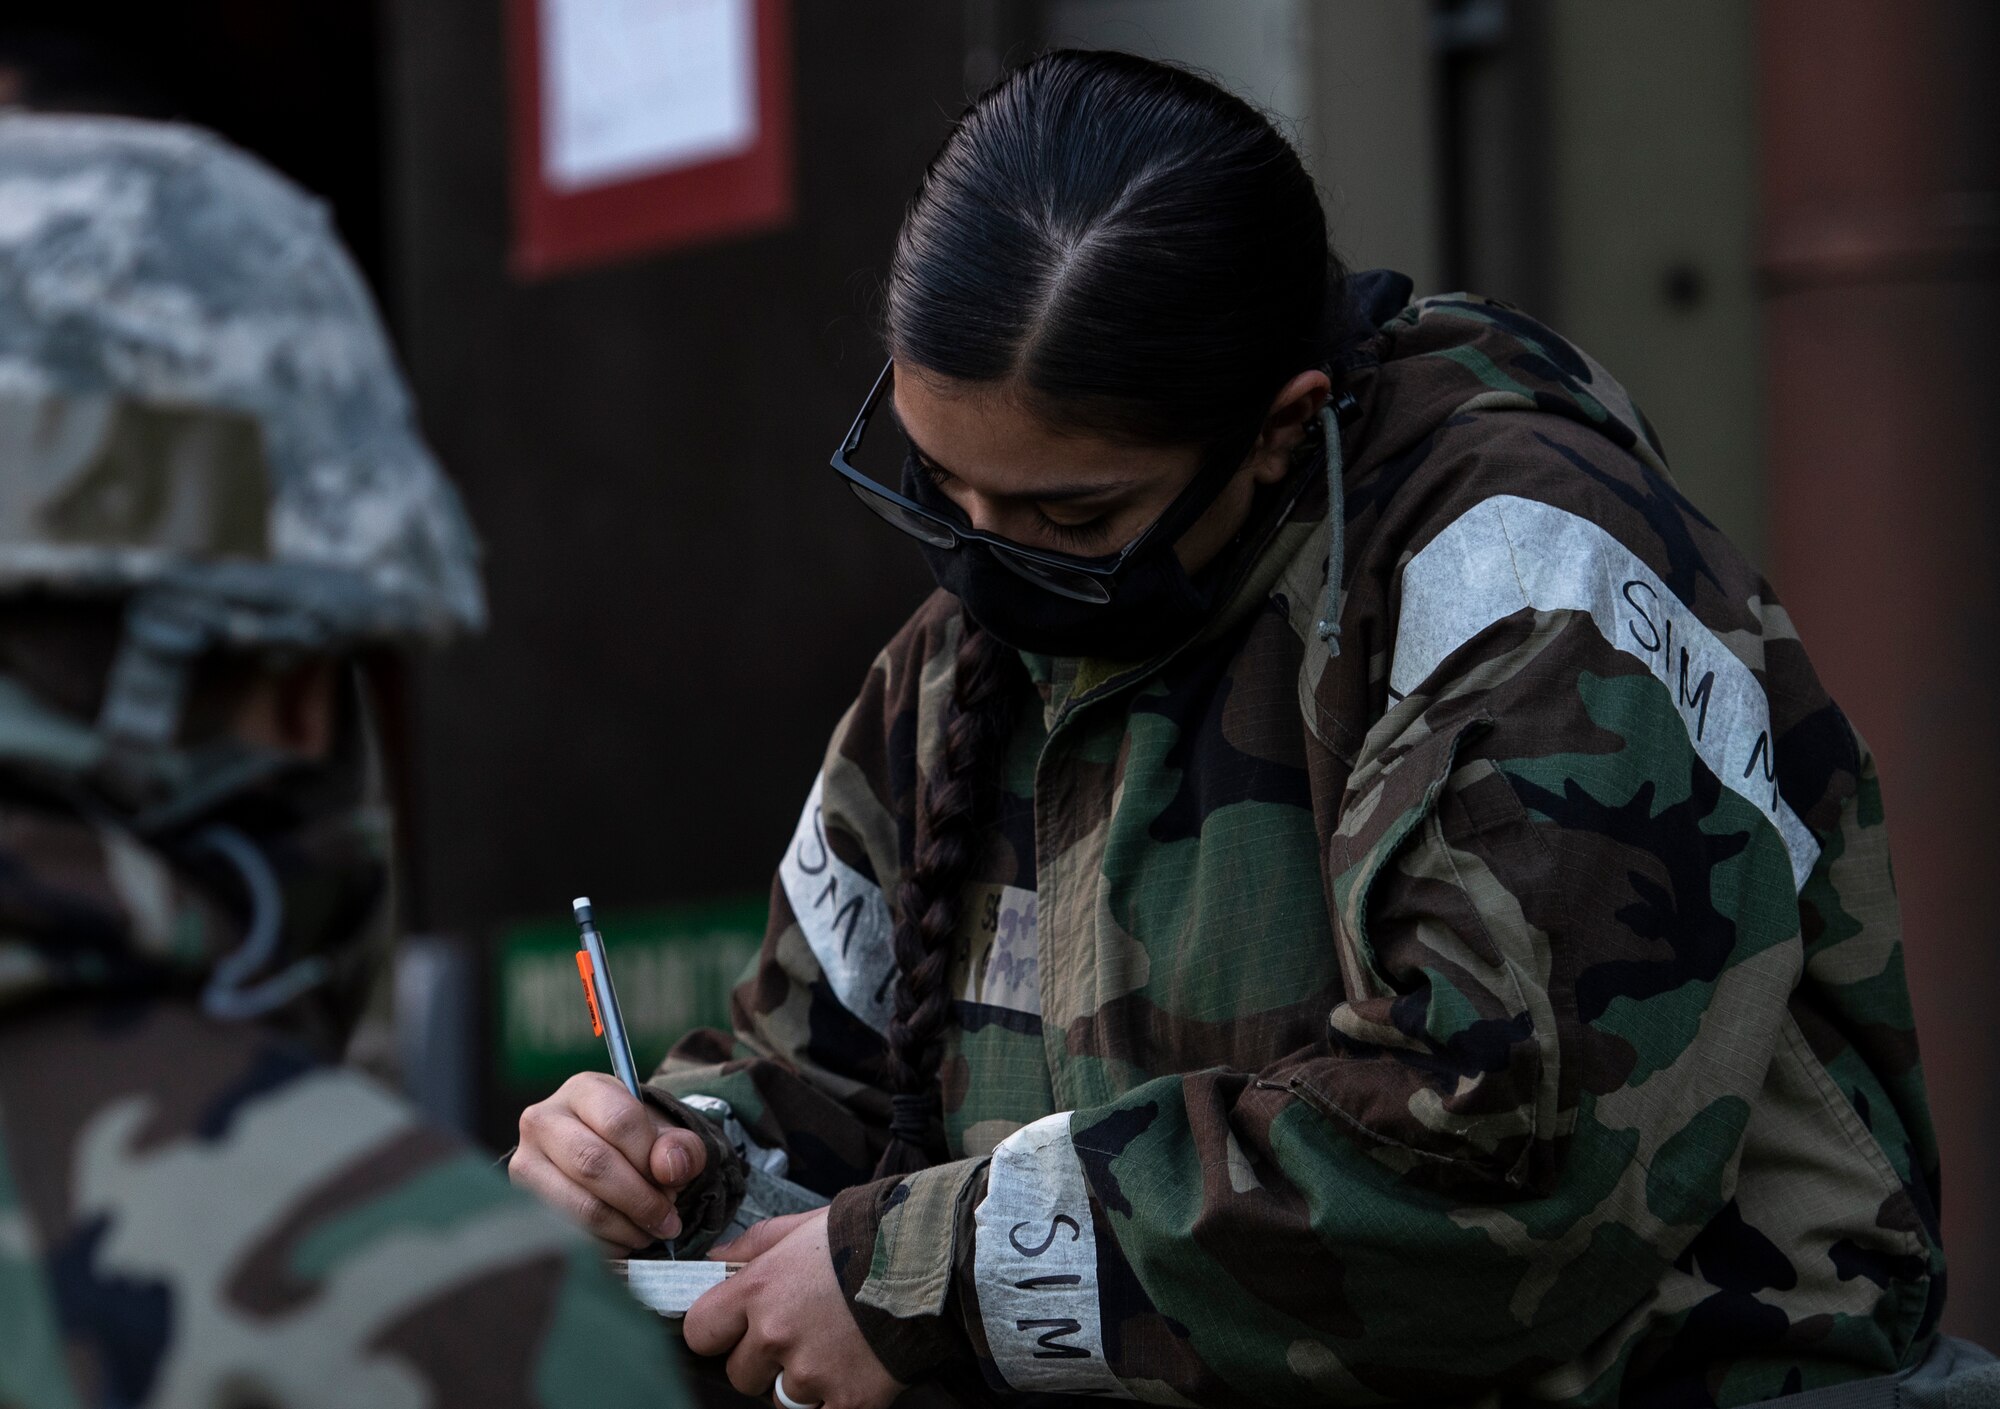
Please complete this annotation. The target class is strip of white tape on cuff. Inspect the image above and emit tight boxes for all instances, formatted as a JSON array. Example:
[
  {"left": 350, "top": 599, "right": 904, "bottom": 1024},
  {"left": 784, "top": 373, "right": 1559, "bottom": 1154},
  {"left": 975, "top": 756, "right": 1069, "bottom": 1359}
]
[
  {"left": 778, "top": 773, "right": 897, "bottom": 1035},
  {"left": 972, "top": 1111, "right": 1130, "bottom": 1397}
]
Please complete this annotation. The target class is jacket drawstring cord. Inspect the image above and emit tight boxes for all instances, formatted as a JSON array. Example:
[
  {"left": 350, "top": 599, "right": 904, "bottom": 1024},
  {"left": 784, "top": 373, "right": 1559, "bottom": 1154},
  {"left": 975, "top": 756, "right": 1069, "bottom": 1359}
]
[{"left": 1314, "top": 399, "right": 1346, "bottom": 656}]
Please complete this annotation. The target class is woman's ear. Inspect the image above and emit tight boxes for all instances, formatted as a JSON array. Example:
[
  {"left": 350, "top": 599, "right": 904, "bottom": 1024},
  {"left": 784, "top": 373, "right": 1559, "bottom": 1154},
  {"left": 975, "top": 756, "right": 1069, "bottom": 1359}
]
[
  {"left": 276, "top": 658, "right": 342, "bottom": 758},
  {"left": 1248, "top": 369, "right": 1333, "bottom": 485},
  {"left": 228, "top": 657, "right": 342, "bottom": 758}
]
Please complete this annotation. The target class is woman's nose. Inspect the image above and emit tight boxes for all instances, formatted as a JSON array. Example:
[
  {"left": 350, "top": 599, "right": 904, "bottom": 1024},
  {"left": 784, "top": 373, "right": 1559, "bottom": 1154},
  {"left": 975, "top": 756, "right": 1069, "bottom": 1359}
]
[{"left": 954, "top": 487, "right": 1008, "bottom": 537}]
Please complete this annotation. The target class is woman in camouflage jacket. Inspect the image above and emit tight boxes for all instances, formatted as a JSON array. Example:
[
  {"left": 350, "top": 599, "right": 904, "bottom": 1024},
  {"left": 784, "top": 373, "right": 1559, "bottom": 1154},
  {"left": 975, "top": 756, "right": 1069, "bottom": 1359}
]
[{"left": 512, "top": 51, "right": 1948, "bottom": 1409}]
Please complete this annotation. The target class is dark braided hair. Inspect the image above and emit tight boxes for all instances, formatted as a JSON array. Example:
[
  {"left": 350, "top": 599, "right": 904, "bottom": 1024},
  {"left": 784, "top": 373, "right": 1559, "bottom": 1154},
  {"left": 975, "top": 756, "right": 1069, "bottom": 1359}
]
[
  {"left": 872, "top": 49, "right": 1342, "bottom": 1177},
  {"left": 875, "top": 620, "right": 1020, "bottom": 1176}
]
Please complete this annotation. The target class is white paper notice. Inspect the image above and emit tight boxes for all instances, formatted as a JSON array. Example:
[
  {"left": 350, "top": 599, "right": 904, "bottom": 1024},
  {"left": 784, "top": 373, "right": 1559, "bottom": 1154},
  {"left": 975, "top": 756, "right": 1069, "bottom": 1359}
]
[{"left": 540, "top": 0, "right": 759, "bottom": 191}]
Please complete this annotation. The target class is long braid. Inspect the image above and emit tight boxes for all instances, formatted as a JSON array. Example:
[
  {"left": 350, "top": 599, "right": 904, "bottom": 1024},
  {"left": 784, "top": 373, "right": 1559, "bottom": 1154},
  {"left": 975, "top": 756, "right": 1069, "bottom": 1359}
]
[{"left": 874, "top": 618, "right": 1020, "bottom": 1177}]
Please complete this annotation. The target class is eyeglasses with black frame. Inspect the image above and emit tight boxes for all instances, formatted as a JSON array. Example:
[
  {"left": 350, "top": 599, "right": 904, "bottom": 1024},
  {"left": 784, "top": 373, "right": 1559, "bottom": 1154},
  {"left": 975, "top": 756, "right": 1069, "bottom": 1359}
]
[{"left": 829, "top": 359, "right": 1236, "bottom": 604}]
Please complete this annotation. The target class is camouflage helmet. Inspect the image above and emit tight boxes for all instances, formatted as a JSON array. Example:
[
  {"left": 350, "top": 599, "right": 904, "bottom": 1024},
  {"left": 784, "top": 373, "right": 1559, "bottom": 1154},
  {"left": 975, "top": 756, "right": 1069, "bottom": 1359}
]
[
  {"left": 0, "top": 112, "right": 483, "bottom": 745},
  {"left": 0, "top": 112, "right": 484, "bottom": 747}
]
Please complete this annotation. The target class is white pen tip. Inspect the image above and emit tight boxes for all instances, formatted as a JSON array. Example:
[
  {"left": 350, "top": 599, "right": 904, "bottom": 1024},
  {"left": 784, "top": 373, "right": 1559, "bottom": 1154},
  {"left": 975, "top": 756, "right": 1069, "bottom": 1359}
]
[{"left": 572, "top": 896, "right": 591, "bottom": 913}]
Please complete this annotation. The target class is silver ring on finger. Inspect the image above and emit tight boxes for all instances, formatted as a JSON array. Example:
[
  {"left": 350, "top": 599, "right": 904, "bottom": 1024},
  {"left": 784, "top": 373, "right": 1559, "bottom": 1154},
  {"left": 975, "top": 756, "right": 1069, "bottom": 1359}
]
[{"left": 773, "top": 1370, "right": 821, "bottom": 1409}]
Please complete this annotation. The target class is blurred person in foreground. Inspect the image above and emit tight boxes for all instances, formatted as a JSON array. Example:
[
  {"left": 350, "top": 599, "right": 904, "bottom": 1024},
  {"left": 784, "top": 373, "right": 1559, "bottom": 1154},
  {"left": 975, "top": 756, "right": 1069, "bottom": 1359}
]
[
  {"left": 509, "top": 52, "right": 1998, "bottom": 1409},
  {"left": 0, "top": 114, "right": 687, "bottom": 1408}
]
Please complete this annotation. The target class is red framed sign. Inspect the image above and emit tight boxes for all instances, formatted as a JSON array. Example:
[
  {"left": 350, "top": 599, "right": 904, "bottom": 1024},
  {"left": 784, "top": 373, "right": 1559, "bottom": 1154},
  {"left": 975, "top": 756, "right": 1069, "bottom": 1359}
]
[{"left": 508, "top": 0, "right": 793, "bottom": 277}]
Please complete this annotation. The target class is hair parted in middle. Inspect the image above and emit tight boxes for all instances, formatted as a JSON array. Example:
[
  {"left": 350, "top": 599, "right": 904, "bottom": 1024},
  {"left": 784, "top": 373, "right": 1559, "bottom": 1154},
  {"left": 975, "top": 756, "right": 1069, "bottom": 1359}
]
[{"left": 870, "top": 48, "right": 1342, "bottom": 1178}]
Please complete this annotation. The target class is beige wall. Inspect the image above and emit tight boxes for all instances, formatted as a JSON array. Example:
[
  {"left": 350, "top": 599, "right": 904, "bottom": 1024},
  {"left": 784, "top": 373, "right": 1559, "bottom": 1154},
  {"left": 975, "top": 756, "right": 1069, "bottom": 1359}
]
[
  {"left": 1543, "top": 0, "right": 1765, "bottom": 561},
  {"left": 1041, "top": 0, "right": 1765, "bottom": 558},
  {"left": 1306, "top": 2, "right": 1443, "bottom": 294},
  {"left": 1042, "top": 0, "right": 1442, "bottom": 292},
  {"left": 1043, "top": 0, "right": 1313, "bottom": 136}
]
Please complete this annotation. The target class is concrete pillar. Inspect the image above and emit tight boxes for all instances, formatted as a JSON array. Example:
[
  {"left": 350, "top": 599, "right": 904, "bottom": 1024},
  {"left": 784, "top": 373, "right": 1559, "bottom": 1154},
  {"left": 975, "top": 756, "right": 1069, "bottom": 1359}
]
[{"left": 1760, "top": 0, "right": 2000, "bottom": 1345}]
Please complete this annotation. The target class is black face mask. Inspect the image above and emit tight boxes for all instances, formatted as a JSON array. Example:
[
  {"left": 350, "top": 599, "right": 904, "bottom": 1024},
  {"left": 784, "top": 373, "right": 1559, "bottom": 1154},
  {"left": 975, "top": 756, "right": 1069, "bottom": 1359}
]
[
  {"left": 902, "top": 452, "right": 1243, "bottom": 659},
  {"left": 150, "top": 676, "right": 395, "bottom": 1041}
]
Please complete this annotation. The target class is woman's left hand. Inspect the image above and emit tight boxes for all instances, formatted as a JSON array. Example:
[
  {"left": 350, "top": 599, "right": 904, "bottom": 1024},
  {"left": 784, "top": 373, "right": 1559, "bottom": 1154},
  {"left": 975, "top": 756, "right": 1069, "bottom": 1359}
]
[{"left": 684, "top": 1208, "right": 905, "bottom": 1409}]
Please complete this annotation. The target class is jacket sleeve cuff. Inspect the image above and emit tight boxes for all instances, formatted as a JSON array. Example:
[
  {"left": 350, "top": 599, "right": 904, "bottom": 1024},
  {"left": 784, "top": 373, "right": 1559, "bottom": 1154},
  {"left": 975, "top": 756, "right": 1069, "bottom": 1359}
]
[
  {"left": 636, "top": 1083, "right": 747, "bottom": 1254},
  {"left": 826, "top": 1160, "right": 987, "bottom": 1385}
]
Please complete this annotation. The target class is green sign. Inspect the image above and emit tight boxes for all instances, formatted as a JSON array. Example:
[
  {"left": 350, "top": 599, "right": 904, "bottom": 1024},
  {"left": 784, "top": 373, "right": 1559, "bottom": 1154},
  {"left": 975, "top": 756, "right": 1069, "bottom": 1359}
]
[{"left": 497, "top": 895, "right": 765, "bottom": 1089}]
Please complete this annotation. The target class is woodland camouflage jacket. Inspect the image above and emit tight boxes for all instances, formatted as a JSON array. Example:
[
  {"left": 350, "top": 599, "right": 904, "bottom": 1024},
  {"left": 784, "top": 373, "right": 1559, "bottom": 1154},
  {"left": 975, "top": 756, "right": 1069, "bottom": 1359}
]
[
  {"left": 653, "top": 287, "right": 1944, "bottom": 1408},
  {"left": 0, "top": 803, "right": 689, "bottom": 1406}
]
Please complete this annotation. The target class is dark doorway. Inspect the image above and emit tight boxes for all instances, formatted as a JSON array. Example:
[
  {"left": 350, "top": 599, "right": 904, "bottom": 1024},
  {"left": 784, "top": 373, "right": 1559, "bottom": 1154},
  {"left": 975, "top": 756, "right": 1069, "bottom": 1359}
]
[{"left": 0, "top": 4, "right": 388, "bottom": 286}]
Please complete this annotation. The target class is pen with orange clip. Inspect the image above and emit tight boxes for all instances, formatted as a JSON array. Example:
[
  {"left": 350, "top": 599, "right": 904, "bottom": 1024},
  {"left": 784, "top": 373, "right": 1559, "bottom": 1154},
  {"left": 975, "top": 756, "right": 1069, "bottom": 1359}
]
[
  {"left": 569, "top": 906, "right": 829, "bottom": 1310},
  {"left": 572, "top": 896, "right": 643, "bottom": 1101},
  {"left": 573, "top": 896, "right": 684, "bottom": 1258},
  {"left": 572, "top": 899, "right": 760, "bottom": 1300}
]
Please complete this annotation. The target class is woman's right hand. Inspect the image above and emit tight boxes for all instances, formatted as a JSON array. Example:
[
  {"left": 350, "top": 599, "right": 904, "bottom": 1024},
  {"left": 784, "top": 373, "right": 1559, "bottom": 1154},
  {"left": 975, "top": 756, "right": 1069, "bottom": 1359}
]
[{"left": 509, "top": 1071, "right": 709, "bottom": 1250}]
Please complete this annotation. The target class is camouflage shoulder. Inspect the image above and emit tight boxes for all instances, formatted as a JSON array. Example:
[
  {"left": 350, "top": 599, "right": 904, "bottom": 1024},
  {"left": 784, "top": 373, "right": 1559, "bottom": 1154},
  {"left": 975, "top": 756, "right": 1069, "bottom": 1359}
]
[
  {"left": 0, "top": 1005, "right": 686, "bottom": 1408},
  {"left": 1353, "top": 405, "right": 1770, "bottom": 657},
  {"left": 1381, "top": 292, "right": 1672, "bottom": 476},
  {"left": 1275, "top": 403, "right": 1703, "bottom": 748}
]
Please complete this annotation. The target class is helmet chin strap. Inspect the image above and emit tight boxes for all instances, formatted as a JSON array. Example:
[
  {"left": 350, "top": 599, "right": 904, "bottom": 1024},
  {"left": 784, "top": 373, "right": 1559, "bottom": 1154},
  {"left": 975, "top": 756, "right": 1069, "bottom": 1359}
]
[
  {"left": 92, "top": 590, "right": 211, "bottom": 809},
  {"left": 96, "top": 590, "right": 210, "bottom": 749},
  {"left": 93, "top": 590, "right": 335, "bottom": 1022},
  {"left": 196, "top": 822, "right": 329, "bottom": 1021}
]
